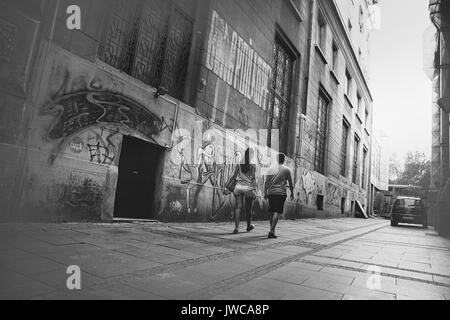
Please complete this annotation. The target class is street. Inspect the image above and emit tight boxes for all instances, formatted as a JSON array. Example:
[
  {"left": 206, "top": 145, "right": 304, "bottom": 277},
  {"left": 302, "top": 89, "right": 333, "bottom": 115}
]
[{"left": 1, "top": 218, "right": 450, "bottom": 300}]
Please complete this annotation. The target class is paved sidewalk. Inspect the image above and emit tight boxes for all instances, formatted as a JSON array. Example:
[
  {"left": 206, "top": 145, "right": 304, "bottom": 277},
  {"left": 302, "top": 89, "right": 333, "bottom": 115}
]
[{"left": 1, "top": 217, "right": 450, "bottom": 300}]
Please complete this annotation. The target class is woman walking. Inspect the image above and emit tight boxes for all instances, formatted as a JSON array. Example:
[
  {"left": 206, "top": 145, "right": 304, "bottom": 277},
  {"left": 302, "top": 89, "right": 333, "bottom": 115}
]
[{"left": 225, "top": 148, "right": 257, "bottom": 234}]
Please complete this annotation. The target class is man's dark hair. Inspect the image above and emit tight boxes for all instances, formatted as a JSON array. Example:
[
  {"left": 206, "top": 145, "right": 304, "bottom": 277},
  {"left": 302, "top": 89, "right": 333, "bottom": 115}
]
[{"left": 277, "top": 153, "right": 285, "bottom": 164}]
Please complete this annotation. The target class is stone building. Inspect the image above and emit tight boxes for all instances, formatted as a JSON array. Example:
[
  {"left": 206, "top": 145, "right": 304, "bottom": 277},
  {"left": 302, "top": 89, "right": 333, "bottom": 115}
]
[
  {"left": 0, "top": 0, "right": 376, "bottom": 222},
  {"left": 298, "top": 0, "right": 376, "bottom": 217},
  {"left": 369, "top": 130, "right": 389, "bottom": 215}
]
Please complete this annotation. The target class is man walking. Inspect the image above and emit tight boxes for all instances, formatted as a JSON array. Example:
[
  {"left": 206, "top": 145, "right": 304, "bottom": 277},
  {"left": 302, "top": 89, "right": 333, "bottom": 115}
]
[{"left": 264, "top": 153, "right": 294, "bottom": 239}]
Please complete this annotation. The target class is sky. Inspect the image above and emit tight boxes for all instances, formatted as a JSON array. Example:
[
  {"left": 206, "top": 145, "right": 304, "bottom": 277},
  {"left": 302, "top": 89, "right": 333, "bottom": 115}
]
[{"left": 370, "top": 0, "right": 433, "bottom": 166}]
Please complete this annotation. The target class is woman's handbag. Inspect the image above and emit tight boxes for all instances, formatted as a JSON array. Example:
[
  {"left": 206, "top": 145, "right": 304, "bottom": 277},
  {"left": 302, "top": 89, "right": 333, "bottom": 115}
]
[
  {"left": 225, "top": 166, "right": 239, "bottom": 192},
  {"left": 225, "top": 177, "right": 237, "bottom": 192}
]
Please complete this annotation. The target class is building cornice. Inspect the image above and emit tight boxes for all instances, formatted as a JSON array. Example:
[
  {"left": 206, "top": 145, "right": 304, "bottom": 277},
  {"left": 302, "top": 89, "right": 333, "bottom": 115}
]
[{"left": 319, "top": 0, "right": 374, "bottom": 103}]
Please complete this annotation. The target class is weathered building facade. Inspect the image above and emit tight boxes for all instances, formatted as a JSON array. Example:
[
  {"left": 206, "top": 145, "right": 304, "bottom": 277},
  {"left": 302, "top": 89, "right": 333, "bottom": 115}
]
[
  {"left": 369, "top": 130, "right": 389, "bottom": 215},
  {"left": 0, "top": 0, "right": 376, "bottom": 222},
  {"left": 298, "top": 0, "right": 376, "bottom": 217}
]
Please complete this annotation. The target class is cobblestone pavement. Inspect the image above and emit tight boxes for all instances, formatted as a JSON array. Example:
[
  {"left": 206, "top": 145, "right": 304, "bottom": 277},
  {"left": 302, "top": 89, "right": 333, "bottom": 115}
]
[{"left": 1, "top": 217, "right": 450, "bottom": 300}]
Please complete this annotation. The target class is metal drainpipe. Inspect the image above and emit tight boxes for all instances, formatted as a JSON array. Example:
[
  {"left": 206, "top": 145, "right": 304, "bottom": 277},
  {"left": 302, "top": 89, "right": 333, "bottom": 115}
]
[
  {"left": 294, "top": 0, "right": 315, "bottom": 204},
  {"left": 300, "top": 0, "right": 316, "bottom": 158},
  {"left": 15, "top": 0, "right": 57, "bottom": 221}
]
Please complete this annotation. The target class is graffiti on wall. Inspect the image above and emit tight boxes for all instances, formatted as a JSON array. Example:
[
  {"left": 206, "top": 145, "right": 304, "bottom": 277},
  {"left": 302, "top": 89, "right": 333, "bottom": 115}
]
[
  {"left": 63, "top": 174, "right": 103, "bottom": 208},
  {"left": 46, "top": 172, "right": 104, "bottom": 214},
  {"left": 168, "top": 129, "right": 274, "bottom": 219},
  {"left": 172, "top": 138, "right": 241, "bottom": 219},
  {"left": 41, "top": 91, "right": 173, "bottom": 163},
  {"left": 86, "top": 128, "right": 119, "bottom": 165},
  {"left": 301, "top": 171, "right": 316, "bottom": 205},
  {"left": 69, "top": 137, "right": 84, "bottom": 153},
  {"left": 64, "top": 127, "right": 120, "bottom": 166},
  {"left": 326, "top": 182, "right": 342, "bottom": 206},
  {"left": 206, "top": 10, "right": 272, "bottom": 110}
]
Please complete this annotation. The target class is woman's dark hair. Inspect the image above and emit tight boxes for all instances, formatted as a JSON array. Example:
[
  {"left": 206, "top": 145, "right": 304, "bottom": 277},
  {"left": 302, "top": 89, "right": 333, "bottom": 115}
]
[
  {"left": 278, "top": 153, "right": 286, "bottom": 164},
  {"left": 240, "top": 148, "right": 253, "bottom": 174}
]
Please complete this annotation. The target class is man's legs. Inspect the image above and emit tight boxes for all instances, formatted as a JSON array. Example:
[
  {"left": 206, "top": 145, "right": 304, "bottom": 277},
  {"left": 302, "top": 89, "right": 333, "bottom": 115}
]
[{"left": 270, "top": 211, "right": 279, "bottom": 234}]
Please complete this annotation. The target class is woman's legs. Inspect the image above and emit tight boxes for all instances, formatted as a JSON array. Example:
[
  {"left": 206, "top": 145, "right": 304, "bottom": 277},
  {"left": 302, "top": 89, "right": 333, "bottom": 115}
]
[
  {"left": 244, "top": 196, "right": 253, "bottom": 230},
  {"left": 234, "top": 194, "right": 243, "bottom": 232}
]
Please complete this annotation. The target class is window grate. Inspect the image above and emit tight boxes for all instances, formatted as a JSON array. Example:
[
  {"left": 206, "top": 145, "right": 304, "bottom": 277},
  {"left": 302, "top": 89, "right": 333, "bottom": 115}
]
[
  {"left": 314, "top": 91, "right": 329, "bottom": 174},
  {"left": 352, "top": 135, "right": 360, "bottom": 184},
  {"left": 267, "top": 37, "right": 294, "bottom": 154},
  {"left": 99, "top": 0, "right": 193, "bottom": 101},
  {"left": 341, "top": 121, "right": 349, "bottom": 177},
  {"left": 362, "top": 149, "right": 367, "bottom": 189}
]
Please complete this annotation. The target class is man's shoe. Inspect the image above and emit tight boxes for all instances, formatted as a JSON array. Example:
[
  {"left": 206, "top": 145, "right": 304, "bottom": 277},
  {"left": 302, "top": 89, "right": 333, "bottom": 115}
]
[
  {"left": 233, "top": 229, "right": 239, "bottom": 234},
  {"left": 246, "top": 224, "right": 255, "bottom": 232},
  {"left": 268, "top": 232, "right": 278, "bottom": 239}
]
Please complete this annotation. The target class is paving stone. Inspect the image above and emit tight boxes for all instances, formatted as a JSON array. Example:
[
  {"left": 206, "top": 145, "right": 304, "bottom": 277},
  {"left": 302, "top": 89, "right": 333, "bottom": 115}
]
[
  {"left": 266, "top": 245, "right": 311, "bottom": 256},
  {"left": 1, "top": 256, "right": 66, "bottom": 276},
  {"left": 262, "top": 267, "right": 312, "bottom": 285},
  {"left": 342, "top": 289, "right": 396, "bottom": 300},
  {"left": 281, "top": 284, "right": 343, "bottom": 300},
  {"left": 186, "top": 260, "right": 255, "bottom": 279},
  {"left": 119, "top": 274, "right": 207, "bottom": 299},
  {"left": 39, "top": 244, "right": 162, "bottom": 278},
  {"left": 211, "top": 279, "right": 287, "bottom": 300},
  {"left": 397, "top": 261, "right": 432, "bottom": 273},
  {"left": 305, "top": 255, "right": 365, "bottom": 269},
  {"left": 2, "top": 218, "right": 449, "bottom": 300},
  {"left": 0, "top": 273, "right": 56, "bottom": 299},
  {"left": 395, "top": 279, "right": 450, "bottom": 299},
  {"left": 432, "top": 275, "right": 450, "bottom": 286}
]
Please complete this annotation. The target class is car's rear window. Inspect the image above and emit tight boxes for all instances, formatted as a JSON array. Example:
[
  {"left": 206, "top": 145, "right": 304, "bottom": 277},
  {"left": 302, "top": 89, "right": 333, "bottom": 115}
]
[{"left": 394, "top": 199, "right": 422, "bottom": 209}]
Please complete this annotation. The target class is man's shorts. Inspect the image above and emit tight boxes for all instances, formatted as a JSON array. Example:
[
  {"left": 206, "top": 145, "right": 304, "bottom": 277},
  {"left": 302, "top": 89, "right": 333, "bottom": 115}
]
[
  {"left": 268, "top": 194, "right": 287, "bottom": 213},
  {"left": 234, "top": 184, "right": 256, "bottom": 198}
]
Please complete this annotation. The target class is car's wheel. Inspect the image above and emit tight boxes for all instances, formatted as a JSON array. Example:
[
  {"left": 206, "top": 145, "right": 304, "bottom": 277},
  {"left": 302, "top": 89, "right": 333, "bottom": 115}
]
[
  {"left": 391, "top": 219, "right": 398, "bottom": 227},
  {"left": 423, "top": 220, "right": 428, "bottom": 229}
]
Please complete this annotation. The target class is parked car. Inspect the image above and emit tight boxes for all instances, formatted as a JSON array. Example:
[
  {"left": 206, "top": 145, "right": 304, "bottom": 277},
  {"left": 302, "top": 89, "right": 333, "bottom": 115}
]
[{"left": 390, "top": 196, "right": 428, "bottom": 228}]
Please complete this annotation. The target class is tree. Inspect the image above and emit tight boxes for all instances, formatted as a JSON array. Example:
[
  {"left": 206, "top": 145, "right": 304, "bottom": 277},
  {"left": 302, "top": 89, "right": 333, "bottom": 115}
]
[
  {"left": 389, "top": 153, "right": 401, "bottom": 184},
  {"left": 392, "top": 152, "right": 431, "bottom": 190}
]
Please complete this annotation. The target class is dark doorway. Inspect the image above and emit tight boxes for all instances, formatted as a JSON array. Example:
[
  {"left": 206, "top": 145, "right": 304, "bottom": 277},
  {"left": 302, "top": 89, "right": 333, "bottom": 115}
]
[
  {"left": 316, "top": 195, "right": 324, "bottom": 211},
  {"left": 341, "top": 198, "right": 346, "bottom": 214},
  {"left": 114, "top": 135, "right": 162, "bottom": 219}
]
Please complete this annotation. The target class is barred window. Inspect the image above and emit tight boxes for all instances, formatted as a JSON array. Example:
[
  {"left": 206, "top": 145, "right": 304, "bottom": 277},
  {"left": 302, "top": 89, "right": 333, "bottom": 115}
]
[
  {"left": 99, "top": 0, "right": 194, "bottom": 101},
  {"left": 267, "top": 36, "right": 295, "bottom": 154},
  {"left": 352, "top": 135, "right": 360, "bottom": 184},
  {"left": 314, "top": 91, "right": 329, "bottom": 175},
  {"left": 331, "top": 41, "right": 338, "bottom": 71},
  {"left": 340, "top": 120, "right": 349, "bottom": 177},
  {"left": 362, "top": 148, "right": 367, "bottom": 189},
  {"left": 317, "top": 11, "right": 327, "bottom": 51}
]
